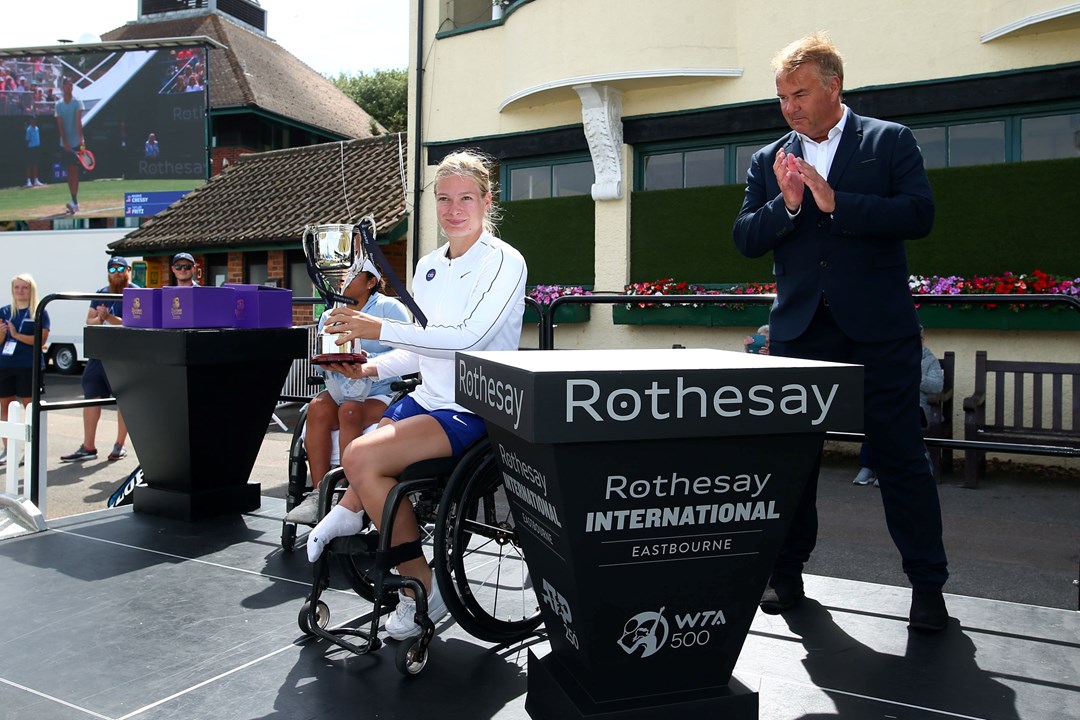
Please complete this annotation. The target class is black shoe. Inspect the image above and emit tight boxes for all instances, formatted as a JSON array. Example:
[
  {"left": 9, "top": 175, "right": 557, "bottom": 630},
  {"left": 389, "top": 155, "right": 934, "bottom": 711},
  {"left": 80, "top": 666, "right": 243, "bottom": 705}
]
[
  {"left": 909, "top": 589, "right": 949, "bottom": 631},
  {"left": 760, "top": 574, "right": 805, "bottom": 615}
]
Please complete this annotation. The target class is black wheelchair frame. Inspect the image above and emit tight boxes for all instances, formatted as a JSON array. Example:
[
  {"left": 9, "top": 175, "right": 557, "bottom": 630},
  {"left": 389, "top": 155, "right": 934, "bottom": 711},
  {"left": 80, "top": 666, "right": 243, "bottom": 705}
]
[{"left": 287, "top": 380, "right": 542, "bottom": 675}]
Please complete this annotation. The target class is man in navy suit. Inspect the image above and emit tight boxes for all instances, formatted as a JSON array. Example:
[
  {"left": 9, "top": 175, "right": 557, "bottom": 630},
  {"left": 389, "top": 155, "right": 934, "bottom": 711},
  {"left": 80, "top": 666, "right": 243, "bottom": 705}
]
[{"left": 733, "top": 33, "right": 949, "bottom": 631}]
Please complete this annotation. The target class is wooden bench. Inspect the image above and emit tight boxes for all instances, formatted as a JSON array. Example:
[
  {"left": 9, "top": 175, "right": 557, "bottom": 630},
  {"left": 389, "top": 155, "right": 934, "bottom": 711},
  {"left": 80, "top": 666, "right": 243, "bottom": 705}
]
[
  {"left": 924, "top": 350, "right": 955, "bottom": 482},
  {"left": 962, "top": 351, "right": 1080, "bottom": 488}
]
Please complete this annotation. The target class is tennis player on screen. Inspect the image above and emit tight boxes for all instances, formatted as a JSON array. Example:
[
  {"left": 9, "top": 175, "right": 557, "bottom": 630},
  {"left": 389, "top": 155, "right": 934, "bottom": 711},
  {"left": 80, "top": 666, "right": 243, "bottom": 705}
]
[{"left": 55, "top": 77, "right": 85, "bottom": 215}]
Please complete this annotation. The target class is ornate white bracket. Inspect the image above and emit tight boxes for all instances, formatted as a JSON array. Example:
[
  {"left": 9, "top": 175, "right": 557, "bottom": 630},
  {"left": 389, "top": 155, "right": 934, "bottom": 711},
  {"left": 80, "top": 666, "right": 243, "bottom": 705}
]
[{"left": 573, "top": 83, "right": 624, "bottom": 201}]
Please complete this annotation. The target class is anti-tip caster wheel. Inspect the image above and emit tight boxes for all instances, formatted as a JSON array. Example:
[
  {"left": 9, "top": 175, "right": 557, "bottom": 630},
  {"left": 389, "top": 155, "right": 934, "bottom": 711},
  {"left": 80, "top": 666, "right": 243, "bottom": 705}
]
[
  {"left": 297, "top": 600, "right": 330, "bottom": 635},
  {"left": 281, "top": 522, "right": 297, "bottom": 552},
  {"left": 396, "top": 638, "right": 429, "bottom": 676}
]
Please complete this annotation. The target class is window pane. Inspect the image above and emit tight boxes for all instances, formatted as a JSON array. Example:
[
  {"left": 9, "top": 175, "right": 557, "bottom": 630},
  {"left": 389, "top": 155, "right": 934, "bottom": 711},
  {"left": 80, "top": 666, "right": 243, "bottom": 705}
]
[
  {"left": 510, "top": 166, "right": 551, "bottom": 200},
  {"left": 913, "top": 126, "right": 947, "bottom": 169},
  {"left": 286, "top": 249, "right": 310, "bottom": 295},
  {"left": 644, "top": 152, "right": 682, "bottom": 190},
  {"left": 246, "top": 251, "right": 269, "bottom": 286},
  {"left": 948, "top": 121, "right": 1005, "bottom": 167},
  {"left": 552, "top": 161, "right": 593, "bottom": 196},
  {"left": 1022, "top": 113, "right": 1080, "bottom": 161},
  {"left": 206, "top": 259, "right": 228, "bottom": 287},
  {"left": 736, "top": 145, "right": 758, "bottom": 185},
  {"left": 684, "top": 147, "right": 725, "bottom": 187}
]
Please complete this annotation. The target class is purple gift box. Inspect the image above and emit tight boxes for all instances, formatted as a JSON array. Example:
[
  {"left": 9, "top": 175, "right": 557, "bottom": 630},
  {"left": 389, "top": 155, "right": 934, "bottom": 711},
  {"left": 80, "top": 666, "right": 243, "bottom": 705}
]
[
  {"left": 122, "top": 288, "right": 163, "bottom": 328},
  {"left": 161, "top": 286, "right": 237, "bottom": 329},
  {"left": 226, "top": 284, "right": 293, "bottom": 328}
]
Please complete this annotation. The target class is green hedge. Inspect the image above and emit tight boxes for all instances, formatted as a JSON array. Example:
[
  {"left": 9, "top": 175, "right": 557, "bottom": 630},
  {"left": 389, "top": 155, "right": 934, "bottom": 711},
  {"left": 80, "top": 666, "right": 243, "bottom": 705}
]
[
  {"left": 497, "top": 157, "right": 1080, "bottom": 286},
  {"left": 630, "top": 156, "right": 1080, "bottom": 283},
  {"left": 630, "top": 185, "right": 770, "bottom": 283},
  {"left": 499, "top": 195, "right": 595, "bottom": 286}
]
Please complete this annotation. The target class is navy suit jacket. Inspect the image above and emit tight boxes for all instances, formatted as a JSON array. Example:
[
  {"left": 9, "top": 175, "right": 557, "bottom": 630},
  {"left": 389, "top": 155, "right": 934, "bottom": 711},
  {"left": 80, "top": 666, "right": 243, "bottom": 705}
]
[{"left": 732, "top": 111, "right": 934, "bottom": 343}]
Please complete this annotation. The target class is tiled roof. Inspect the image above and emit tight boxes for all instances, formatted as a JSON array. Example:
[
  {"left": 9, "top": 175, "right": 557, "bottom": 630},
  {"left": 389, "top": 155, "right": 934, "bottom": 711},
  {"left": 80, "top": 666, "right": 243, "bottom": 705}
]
[
  {"left": 110, "top": 134, "right": 408, "bottom": 253},
  {"left": 101, "top": 14, "right": 382, "bottom": 139}
]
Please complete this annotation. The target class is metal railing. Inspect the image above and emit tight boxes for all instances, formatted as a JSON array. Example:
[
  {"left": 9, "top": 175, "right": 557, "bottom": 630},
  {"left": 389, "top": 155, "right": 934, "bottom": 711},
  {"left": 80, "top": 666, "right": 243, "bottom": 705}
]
[{"left": 21, "top": 291, "right": 1079, "bottom": 509}]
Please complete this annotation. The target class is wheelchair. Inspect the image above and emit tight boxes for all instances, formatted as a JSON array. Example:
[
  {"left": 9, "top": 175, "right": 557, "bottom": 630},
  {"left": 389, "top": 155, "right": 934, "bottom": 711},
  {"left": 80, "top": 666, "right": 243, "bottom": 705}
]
[{"left": 287, "top": 382, "right": 542, "bottom": 675}]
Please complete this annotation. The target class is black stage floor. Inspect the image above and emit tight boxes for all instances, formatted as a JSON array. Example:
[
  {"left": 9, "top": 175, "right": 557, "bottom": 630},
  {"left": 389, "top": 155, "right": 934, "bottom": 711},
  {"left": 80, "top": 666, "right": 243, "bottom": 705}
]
[{"left": 2, "top": 499, "right": 1077, "bottom": 720}]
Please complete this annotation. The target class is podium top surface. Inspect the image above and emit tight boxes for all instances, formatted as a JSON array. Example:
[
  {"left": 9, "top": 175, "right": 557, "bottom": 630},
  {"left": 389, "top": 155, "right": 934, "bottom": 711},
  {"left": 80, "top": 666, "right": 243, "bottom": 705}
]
[
  {"left": 456, "top": 348, "right": 863, "bottom": 445},
  {"left": 86, "top": 326, "right": 309, "bottom": 365},
  {"left": 468, "top": 347, "right": 857, "bottom": 373}
]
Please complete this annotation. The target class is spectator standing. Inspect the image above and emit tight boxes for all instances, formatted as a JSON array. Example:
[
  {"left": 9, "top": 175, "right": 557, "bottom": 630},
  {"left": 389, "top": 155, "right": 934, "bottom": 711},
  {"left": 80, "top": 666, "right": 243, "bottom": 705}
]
[
  {"left": 732, "top": 33, "right": 949, "bottom": 631},
  {"left": 170, "top": 252, "right": 198, "bottom": 287},
  {"left": 25, "top": 117, "right": 44, "bottom": 187},
  {"left": 60, "top": 257, "right": 138, "bottom": 463},
  {"left": 0, "top": 274, "right": 50, "bottom": 468},
  {"left": 54, "top": 77, "right": 84, "bottom": 215}
]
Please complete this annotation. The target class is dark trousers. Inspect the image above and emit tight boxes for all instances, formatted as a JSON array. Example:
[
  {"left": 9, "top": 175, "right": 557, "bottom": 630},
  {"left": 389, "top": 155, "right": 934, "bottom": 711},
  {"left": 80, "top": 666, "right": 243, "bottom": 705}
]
[{"left": 770, "top": 302, "right": 948, "bottom": 590}]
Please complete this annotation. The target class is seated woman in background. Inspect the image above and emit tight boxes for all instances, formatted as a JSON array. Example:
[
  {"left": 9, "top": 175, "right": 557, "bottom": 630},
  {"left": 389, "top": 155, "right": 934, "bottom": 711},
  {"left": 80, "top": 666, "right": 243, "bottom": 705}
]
[{"left": 286, "top": 259, "right": 410, "bottom": 525}]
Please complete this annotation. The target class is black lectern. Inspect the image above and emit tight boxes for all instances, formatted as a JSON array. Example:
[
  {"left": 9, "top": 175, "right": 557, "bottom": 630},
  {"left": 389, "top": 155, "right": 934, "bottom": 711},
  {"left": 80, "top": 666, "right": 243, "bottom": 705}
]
[
  {"left": 455, "top": 348, "right": 862, "bottom": 720},
  {"left": 85, "top": 326, "right": 308, "bottom": 521}
]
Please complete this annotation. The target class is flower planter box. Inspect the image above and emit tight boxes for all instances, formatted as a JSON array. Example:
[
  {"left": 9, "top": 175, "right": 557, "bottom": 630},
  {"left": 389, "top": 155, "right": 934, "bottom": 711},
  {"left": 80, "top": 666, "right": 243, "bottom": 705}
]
[
  {"left": 612, "top": 304, "right": 770, "bottom": 327},
  {"left": 916, "top": 305, "right": 1080, "bottom": 331},
  {"left": 524, "top": 303, "right": 591, "bottom": 324}
]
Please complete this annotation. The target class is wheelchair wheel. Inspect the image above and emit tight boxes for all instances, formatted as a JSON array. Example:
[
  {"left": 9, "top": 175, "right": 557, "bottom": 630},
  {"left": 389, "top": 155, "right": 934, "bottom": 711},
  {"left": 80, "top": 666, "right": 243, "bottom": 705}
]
[
  {"left": 281, "top": 522, "right": 297, "bottom": 553},
  {"left": 434, "top": 449, "right": 542, "bottom": 643},
  {"left": 298, "top": 599, "right": 330, "bottom": 635},
  {"left": 395, "top": 637, "right": 429, "bottom": 676}
]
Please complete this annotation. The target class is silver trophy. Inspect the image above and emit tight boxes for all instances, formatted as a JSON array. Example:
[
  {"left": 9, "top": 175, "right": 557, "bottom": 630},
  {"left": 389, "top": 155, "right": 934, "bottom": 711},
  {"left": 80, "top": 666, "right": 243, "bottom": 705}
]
[{"left": 301, "top": 222, "right": 366, "bottom": 363}]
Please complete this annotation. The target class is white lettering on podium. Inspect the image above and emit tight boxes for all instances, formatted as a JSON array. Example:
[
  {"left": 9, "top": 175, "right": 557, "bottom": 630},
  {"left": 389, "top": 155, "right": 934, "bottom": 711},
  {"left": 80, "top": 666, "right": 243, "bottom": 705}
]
[
  {"left": 498, "top": 444, "right": 547, "bottom": 495},
  {"left": 605, "top": 472, "right": 772, "bottom": 500},
  {"left": 584, "top": 501, "right": 779, "bottom": 532},
  {"left": 458, "top": 360, "right": 525, "bottom": 429},
  {"left": 567, "top": 378, "right": 838, "bottom": 426}
]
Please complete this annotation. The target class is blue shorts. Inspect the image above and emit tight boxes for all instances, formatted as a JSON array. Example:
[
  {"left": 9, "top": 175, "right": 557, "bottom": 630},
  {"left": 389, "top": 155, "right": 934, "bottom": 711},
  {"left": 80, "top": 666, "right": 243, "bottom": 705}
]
[
  {"left": 81, "top": 359, "right": 113, "bottom": 399},
  {"left": 383, "top": 395, "right": 487, "bottom": 456}
]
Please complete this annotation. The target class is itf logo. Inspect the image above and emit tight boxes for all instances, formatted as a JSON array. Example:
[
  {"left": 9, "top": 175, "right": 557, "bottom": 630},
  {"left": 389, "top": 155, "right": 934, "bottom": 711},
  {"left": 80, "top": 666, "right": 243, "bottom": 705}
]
[{"left": 617, "top": 607, "right": 669, "bottom": 658}]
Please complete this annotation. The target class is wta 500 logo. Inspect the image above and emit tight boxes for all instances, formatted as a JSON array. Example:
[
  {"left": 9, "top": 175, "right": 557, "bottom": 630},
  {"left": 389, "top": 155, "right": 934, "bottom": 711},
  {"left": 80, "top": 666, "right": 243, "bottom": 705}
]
[{"left": 617, "top": 605, "right": 727, "bottom": 658}]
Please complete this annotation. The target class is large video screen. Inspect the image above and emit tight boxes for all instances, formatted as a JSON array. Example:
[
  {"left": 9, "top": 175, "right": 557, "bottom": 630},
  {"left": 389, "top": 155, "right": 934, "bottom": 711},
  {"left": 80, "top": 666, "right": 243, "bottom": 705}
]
[{"left": 0, "top": 46, "right": 208, "bottom": 221}]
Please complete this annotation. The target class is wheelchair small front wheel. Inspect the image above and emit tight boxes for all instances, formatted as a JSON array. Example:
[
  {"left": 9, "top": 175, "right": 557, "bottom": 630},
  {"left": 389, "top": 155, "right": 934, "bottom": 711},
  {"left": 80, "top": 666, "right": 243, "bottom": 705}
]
[
  {"left": 281, "top": 522, "right": 297, "bottom": 552},
  {"left": 395, "top": 638, "right": 429, "bottom": 676},
  {"left": 298, "top": 600, "right": 330, "bottom": 635}
]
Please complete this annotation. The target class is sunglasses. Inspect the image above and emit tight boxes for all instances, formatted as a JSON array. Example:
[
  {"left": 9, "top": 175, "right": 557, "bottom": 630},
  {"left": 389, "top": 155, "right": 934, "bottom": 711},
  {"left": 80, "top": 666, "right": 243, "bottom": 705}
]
[
  {"left": 108, "top": 266, "right": 128, "bottom": 273},
  {"left": 173, "top": 264, "right": 194, "bottom": 271}
]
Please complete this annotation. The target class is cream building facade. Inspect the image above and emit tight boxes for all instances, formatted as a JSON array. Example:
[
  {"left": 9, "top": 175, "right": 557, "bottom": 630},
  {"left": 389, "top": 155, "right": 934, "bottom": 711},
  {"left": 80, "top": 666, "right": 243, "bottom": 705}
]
[{"left": 405, "top": 0, "right": 1080, "bottom": 465}]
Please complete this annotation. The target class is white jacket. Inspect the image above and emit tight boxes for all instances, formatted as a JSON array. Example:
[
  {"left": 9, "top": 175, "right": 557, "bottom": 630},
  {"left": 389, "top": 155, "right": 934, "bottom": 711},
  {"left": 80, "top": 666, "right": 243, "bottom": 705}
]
[{"left": 372, "top": 232, "right": 527, "bottom": 413}]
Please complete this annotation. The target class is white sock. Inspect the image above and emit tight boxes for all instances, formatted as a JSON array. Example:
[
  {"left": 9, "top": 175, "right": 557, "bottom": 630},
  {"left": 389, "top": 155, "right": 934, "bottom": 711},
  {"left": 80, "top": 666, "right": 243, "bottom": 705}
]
[{"left": 307, "top": 504, "right": 366, "bottom": 562}]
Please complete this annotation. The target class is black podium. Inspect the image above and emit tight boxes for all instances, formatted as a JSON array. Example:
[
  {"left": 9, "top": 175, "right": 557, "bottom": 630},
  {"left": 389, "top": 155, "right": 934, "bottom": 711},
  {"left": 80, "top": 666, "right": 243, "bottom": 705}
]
[
  {"left": 456, "top": 348, "right": 862, "bottom": 720},
  {"left": 85, "top": 326, "right": 308, "bottom": 521}
]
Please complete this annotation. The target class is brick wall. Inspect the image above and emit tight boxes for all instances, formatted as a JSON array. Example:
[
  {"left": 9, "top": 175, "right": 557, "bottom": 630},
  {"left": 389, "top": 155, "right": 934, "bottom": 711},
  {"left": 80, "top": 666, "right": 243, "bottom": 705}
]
[{"left": 211, "top": 146, "right": 256, "bottom": 177}]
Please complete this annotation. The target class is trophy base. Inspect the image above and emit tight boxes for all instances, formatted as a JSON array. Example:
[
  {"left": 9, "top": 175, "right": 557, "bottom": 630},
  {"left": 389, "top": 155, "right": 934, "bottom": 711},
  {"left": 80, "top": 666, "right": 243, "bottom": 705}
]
[{"left": 311, "top": 353, "right": 368, "bottom": 366}]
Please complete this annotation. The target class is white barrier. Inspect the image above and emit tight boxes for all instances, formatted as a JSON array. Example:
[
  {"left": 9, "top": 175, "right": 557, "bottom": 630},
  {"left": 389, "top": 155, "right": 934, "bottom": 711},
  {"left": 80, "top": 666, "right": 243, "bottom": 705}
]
[{"left": 1, "top": 400, "right": 47, "bottom": 528}]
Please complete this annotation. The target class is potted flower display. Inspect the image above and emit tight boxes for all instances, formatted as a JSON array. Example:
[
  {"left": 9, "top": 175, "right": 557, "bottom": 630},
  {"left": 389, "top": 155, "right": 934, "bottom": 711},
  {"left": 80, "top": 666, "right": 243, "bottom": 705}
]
[
  {"left": 613, "top": 279, "right": 774, "bottom": 327},
  {"left": 525, "top": 285, "right": 593, "bottom": 324}
]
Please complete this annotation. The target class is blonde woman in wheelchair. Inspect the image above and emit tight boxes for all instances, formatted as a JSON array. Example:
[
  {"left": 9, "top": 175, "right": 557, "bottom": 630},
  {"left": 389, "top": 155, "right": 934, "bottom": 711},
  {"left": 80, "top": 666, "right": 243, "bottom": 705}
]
[{"left": 306, "top": 150, "right": 527, "bottom": 641}]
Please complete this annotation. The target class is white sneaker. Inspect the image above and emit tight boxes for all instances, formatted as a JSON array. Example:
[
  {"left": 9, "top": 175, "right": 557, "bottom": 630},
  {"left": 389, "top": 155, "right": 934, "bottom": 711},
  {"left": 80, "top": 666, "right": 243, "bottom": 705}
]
[
  {"left": 385, "top": 582, "right": 449, "bottom": 640},
  {"left": 285, "top": 492, "right": 321, "bottom": 525},
  {"left": 852, "top": 467, "right": 876, "bottom": 485},
  {"left": 65, "top": 201, "right": 79, "bottom": 214},
  {"left": 26, "top": 179, "right": 32, "bottom": 187},
  {"left": 33, "top": 179, "right": 45, "bottom": 187}
]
